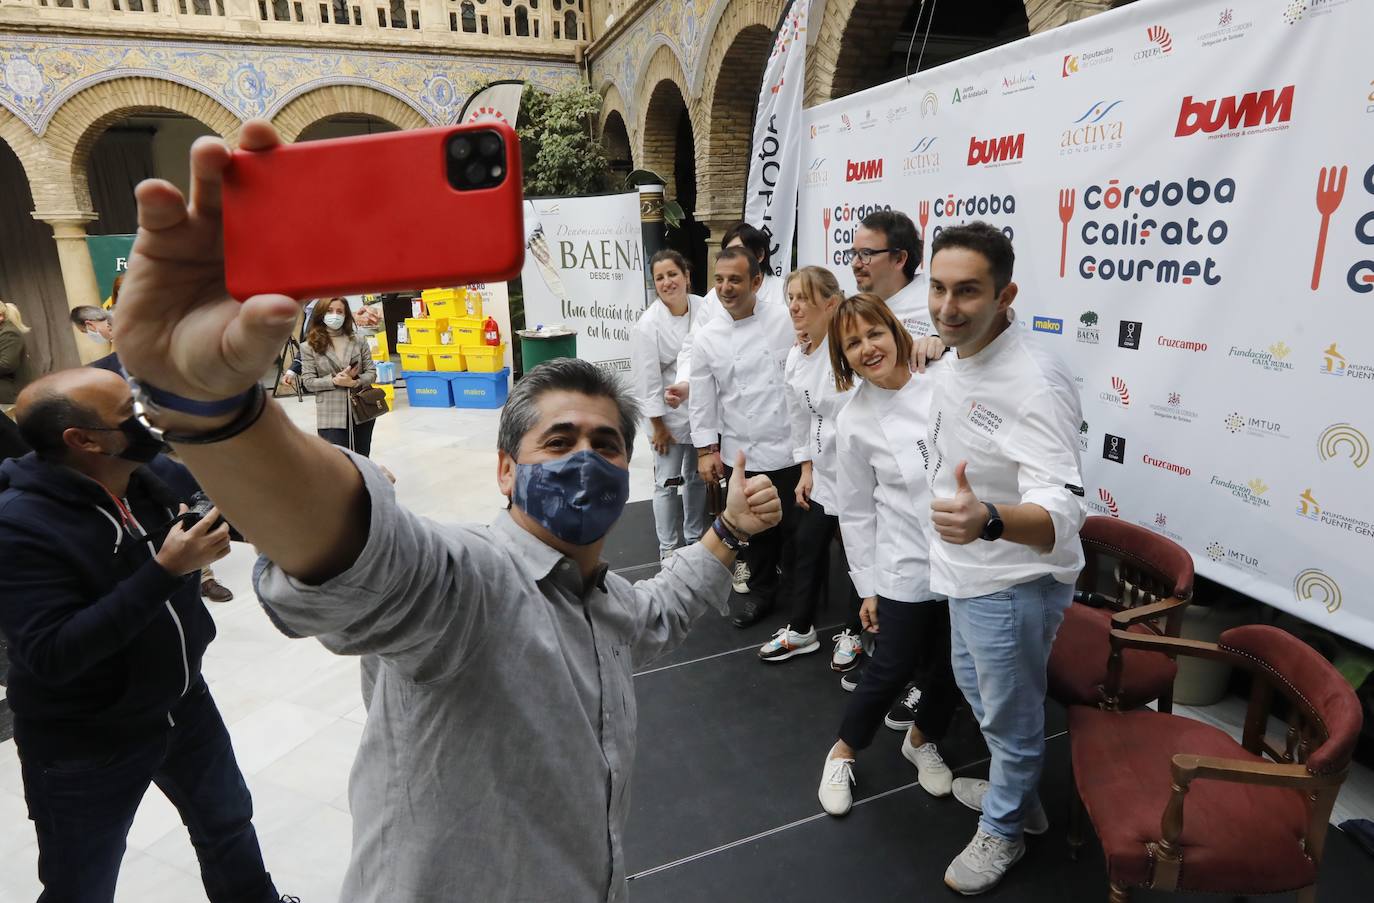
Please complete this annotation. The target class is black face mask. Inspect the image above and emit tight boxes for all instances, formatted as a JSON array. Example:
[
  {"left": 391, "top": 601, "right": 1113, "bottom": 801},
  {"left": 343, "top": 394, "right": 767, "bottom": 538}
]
[{"left": 90, "top": 416, "right": 167, "bottom": 464}]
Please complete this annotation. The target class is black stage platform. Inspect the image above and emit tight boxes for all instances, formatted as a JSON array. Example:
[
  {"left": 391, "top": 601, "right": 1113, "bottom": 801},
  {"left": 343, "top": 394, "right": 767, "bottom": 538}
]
[{"left": 604, "top": 500, "right": 1374, "bottom": 902}]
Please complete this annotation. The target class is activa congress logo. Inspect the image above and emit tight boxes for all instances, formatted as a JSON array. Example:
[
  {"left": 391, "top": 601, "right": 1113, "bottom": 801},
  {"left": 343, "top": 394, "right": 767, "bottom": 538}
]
[
  {"left": 1061, "top": 100, "right": 1125, "bottom": 156},
  {"left": 1210, "top": 474, "right": 1270, "bottom": 508},
  {"left": 1077, "top": 311, "right": 1100, "bottom": 344},
  {"left": 804, "top": 157, "right": 829, "bottom": 186},
  {"left": 1174, "top": 84, "right": 1294, "bottom": 139},
  {"left": 845, "top": 158, "right": 883, "bottom": 183},
  {"left": 902, "top": 137, "right": 941, "bottom": 177},
  {"left": 1318, "top": 423, "right": 1370, "bottom": 468},
  {"left": 1099, "top": 376, "right": 1130, "bottom": 408},
  {"left": 1033, "top": 316, "right": 1063, "bottom": 335},
  {"left": 1293, "top": 569, "right": 1342, "bottom": 614},
  {"left": 1296, "top": 490, "right": 1374, "bottom": 541},
  {"left": 967, "top": 133, "right": 1025, "bottom": 167}
]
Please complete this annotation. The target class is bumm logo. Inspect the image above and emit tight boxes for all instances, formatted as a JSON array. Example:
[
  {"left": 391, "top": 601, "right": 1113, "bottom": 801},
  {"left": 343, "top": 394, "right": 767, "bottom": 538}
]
[
  {"left": 1175, "top": 85, "right": 1294, "bottom": 136},
  {"left": 967, "top": 133, "right": 1025, "bottom": 166},
  {"left": 846, "top": 158, "right": 883, "bottom": 182}
]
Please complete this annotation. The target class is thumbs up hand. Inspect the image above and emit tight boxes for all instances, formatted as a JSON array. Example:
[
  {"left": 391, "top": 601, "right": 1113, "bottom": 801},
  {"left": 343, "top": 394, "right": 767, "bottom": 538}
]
[
  {"left": 723, "top": 452, "right": 782, "bottom": 537},
  {"left": 930, "top": 460, "right": 988, "bottom": 545}
]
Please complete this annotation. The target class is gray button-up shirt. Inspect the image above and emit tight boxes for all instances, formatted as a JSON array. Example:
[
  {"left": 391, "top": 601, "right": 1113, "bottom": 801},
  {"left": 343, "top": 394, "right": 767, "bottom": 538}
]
[{"left": 253, "top": 455, "right": 732, "bottom": 902}]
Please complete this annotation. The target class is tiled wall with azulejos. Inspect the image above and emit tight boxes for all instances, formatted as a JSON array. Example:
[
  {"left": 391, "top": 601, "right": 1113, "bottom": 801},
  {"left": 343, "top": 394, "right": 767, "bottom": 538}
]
[
  {"left": 592, "top": 0, "right": 725, "bottom": 106},
  {"left": 0, "top": 33, "right": 581, "bottom": 135}
]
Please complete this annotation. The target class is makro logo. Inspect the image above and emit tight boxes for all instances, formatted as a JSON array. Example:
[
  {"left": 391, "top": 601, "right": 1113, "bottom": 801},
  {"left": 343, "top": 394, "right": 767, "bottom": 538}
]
[
  {"left": 903, "top": 137, "right": 940, "bottom": 177},
  {"left": 1143, "top": 453, "right": 1190, "bottom": 476},
  {"left": 1134, "top": 25, "right": 1174, "bottom": 61},
  {"left": 1061, "top": 100, "right": 1125, "bottom": 156},
  {"left": 967, "top": 133, "right": 1025, "bottom": 167},
  {"left": 1158, "top": 335, "right": 1208, "bottom": 352},
  {"left": 1033, "top": 316, "right": 1063, "bottom": 335},
  {"left": 845, "top": 158, "right": 883, "bottom": 183},
  {"left": 1319, "top": 342, "right": 1374, "bottom": 381},
  {"left": 1077, "top": 311, "right": 1100, "bottom": 344},
  {"left": 1318, "top": 423, "right": 1370, "bottom": 468},
  {"left": 1293, "top": 568, "right": 1342, "bottom": 614},
  {"left": 1174, "top": 85, "right": 1295, "bottom": 138}
]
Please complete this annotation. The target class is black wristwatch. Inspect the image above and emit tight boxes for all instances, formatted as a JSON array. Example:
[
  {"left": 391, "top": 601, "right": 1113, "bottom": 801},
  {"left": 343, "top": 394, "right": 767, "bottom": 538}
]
[{"left": 979, "top": 502, "right": 1005, "bottom": 541}]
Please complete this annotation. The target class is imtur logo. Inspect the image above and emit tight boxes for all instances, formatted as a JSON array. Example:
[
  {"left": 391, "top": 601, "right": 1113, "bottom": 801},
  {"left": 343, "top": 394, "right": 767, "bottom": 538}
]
[
  {"left": 1293, "top": 568, "right": 1341, "bottom": 613},
  {"left": 1318, "top": 423, "right": 1370, "bottom": 468},
  {"left": 1206, "top": 541, "right": 1225, "bottom": 562}
]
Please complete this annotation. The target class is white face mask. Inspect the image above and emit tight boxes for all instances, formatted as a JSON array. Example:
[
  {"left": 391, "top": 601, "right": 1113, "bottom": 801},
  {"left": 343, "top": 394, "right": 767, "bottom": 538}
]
[
  {"left": 85, "top": 329, "right": 109, "bottom": 345},
  {"left": 323, "top": 313, "right": 346, "bottom": 330}
]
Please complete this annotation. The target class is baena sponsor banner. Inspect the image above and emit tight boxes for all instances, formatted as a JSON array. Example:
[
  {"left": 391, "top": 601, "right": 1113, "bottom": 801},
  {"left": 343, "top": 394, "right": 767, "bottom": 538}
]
[{"left": 797, "top": 0, "right": 1374, "bottom": 646}]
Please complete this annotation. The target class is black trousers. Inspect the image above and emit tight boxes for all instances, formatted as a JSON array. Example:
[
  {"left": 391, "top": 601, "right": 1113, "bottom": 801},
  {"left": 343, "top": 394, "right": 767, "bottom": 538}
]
[
  {"left": 17, "top": 681, "right": 278, "bottom": 903},
  {"left": 723, "top": 462, "right": 801, "bottom": 603},
  {"left": 319, "top": 418, "right": 375, "bottom": 458},
  {"left": 787, "top": 499, "right": 862, "bottom": 633},
  {"left": 838, "top": 597, "right": 960, "bottom": 750}
]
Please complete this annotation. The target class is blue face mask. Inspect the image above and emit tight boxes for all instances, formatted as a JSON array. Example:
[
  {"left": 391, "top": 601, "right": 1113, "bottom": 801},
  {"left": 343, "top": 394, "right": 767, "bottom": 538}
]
[{"left": 513, "top": 449, "right": 630, "bottom": 545}]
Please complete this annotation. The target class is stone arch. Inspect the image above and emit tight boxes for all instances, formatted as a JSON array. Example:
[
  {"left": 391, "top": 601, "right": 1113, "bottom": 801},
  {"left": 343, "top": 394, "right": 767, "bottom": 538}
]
[
  {"left": 633, "top": 43, "right": 695, "bottom": 194},
  {"left": 598, "top": 85, "right": 634, "bottom": 177},
  {"left": 695, "top": 12, "right": 774, "bottom": 227},
  {"left": 0, "top": 104, "right": 41, "bottom": 188},
  {"left": 807, "top": 0, "right": 914, "bottom": 106},
  {"left": 270, "top": 83, "right": 431, "bottom": 143},
  {"left": 39, "top": 76, "right": 240, "bottom": 213},
  {"left": 598, "top": 83, "right": 634, "bottom": 154}
]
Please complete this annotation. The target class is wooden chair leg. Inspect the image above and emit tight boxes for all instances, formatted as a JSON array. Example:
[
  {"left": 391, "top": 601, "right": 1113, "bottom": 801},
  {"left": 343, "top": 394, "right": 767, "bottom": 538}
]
[
  {"left": 1068, "top": 781, "right": 1087, "bottom": 861},
  {"left": 1108, "top": 883, "right": 1131, "bottom": 903}
]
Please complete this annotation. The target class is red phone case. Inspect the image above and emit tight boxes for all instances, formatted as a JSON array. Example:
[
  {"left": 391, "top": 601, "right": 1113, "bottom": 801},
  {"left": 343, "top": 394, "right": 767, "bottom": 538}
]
[{"left": 222, "top": 123, "right": 524, "bottom": 301}]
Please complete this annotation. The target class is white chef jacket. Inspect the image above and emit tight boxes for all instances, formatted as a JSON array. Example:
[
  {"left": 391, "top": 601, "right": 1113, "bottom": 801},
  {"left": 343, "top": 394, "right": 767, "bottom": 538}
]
[
  {"left": 925, "top": 317, "right": 1086, "bottom": 598},
  {"left": 834, "top": 366, "right": 944, "bottom": 603},
  {"left": 688, "top": 300, "right": 796, "bottom": 473},
  {"left": 785, "top": 336, "right": 852, "bottom": 511},
  {"left": 883, "top": 272, "right": 933, "bottom": 339},
  {"left": 629, "top": 295, "right": 703, "bottom": 444},
  {"left": 677, "top": 273, "right": 785, "bottom": 384}
]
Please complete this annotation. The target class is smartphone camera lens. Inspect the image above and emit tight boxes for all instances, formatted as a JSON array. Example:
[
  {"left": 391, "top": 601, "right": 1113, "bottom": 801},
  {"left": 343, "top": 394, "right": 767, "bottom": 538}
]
[
  {"left": 447, "top": 129, "right": 506, "bottom": 191},
  {"left": 449, "top": 137, "right": 474, "bottom": 161}
]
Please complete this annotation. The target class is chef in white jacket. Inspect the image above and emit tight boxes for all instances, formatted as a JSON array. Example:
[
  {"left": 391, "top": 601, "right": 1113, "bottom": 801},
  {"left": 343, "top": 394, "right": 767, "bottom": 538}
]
[
  {"left": 629, "top": 249, "right": 707, "bottom": 559},
  {"left": 849, "top": 209, "right": 932, "bottom": 339},
  {"left": 689, "top": 247, "right": 798, "bottom": 627},
  {"left": 816, "top": 292, "right": 961, "bottom": 821}
]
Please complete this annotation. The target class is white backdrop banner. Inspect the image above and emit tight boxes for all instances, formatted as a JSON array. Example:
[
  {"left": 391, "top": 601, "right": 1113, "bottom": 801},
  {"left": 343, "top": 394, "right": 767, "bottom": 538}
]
[
  {"left": 744, "top": 0, "right": 808, "bottom": 279},
  {"left": 798, "top": 0, "right": 1374, "bottom": 647},
  {"left": 522, "top": 193, "right": 648, "bottom": 373}
]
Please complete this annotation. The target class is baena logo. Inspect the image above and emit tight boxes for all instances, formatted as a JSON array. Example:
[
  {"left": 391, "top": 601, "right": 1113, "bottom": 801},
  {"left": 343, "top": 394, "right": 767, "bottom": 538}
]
[
  {"left": 1318, "top": 423, "right": 1370, "bottom": 468},
  {"left": 903, "top": 137, "right": 941, "bottom": 177},
  {"left": 1210, "top": 474, "right": 1270, "bottom": 508},
  {"left": 967, "top": 133, "right": 1025, "bottom": 167},
  {"left": 1061, "top": 100, "right": 1125, "bottom": 156},
  {"left": 1077, "top": 310, "right": 1100, "bottom": 344},
  {"left": 1175, "top": 84, "right": 1295, "bottom": 138},
  {"left": 1117, "top": 320, "right": 1142, "bottom": 350},
  {"left": 804, "top": 157, "right": 829, "bottom": 187},
  {"left": 1033, "top": 316, "right": 1063, "bottom": 335},
  {"left": 1102, "top": 433, "right": 1126, "bottom": 463},
  {"left": 1134, "top": 26, "right": 1174, "bottom": 61},
  {"left": 845, "top": 158, "right": 883, "bottom": 183},
  {"left": 1078, "top": 419, "right": 1090, "bottom": 452},
  {"left": 1293, "top": 568, "right": 1342, "bottom": 613},
  {"left": 1099, "top": 376, "right": 1130, "bottom": 408}
]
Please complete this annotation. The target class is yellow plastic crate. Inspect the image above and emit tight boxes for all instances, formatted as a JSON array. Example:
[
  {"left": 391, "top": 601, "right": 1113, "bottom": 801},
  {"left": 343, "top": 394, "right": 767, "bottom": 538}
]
[
  {"left": 421, "top": 287, "right": 460, "bottom": 304},
  {"left": 450, "top": 317, "right": 484, "bottom": 347},
  {"left": 379, "top": 384, "right": 395, "bottom": 405},
  {"left": 432, "top": 351, "right": 467, "bottom": 372},
  {"left": 399, "top": 349, "right": 433, "bottom": 371},
  {"left": 367, "top": 331, "right": 389, "bottom": 360},
  {"left": 464, "top": 344, "right": 505, "bottom": 373}
]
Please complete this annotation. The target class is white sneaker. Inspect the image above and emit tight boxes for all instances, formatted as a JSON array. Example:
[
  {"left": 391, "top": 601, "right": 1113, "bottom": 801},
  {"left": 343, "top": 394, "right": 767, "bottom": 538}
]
[
  {"left": 830, "top": 629, "right": 863, "bottom": 672},
  {"left": 901, "top": 734, "right": 953, "bottom": 797},
  {"left": 757, "top": 626, "right": 820, "bottom": 662},
  {"left": 944, "top": 828, "right": 1026, "bottom": 895},
  {"left": 818, "top": 752, "right": 855, "bottom": 816},
  {"left": 951, "top": 777, "right": 1049, "bottom": 835},
  {"left": 732, "top": 560, "right": 751, "bottom": 594}
]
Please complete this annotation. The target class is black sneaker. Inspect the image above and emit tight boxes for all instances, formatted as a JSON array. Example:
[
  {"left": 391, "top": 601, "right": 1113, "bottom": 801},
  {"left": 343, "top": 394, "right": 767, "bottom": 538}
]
[
  {"left": 840, "top": 660, "right": 866, "bottom": 692},
  {"left": 884, "top": 683, "right": 922, "bottom": 730}
]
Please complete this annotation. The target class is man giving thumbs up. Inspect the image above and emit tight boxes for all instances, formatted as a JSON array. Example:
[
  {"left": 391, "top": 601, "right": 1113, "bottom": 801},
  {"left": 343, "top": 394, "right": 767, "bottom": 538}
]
[{"left": 924, "top": 223, "right": 1086, "bottom": 896}]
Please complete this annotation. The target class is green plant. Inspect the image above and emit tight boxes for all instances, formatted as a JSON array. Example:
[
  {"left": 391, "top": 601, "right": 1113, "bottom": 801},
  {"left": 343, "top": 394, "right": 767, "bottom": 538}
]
[{"left": 517, "top": 84, "right": 613, "bottom": 197}]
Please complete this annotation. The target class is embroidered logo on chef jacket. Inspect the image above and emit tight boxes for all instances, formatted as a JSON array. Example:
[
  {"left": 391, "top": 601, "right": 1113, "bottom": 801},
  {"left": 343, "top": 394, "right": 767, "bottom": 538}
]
[{"left": 966, "top": 401, "right": 1006, "bottom": 437}]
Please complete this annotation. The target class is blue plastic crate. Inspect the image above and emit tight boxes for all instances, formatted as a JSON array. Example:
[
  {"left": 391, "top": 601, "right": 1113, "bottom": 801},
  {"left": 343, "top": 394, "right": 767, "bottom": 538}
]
[
  {"left": 449, "top": 368, "right": 510, "bottom": 409},
  {"left": 402, "top": 372, "right": 454, "bottom": 408}
]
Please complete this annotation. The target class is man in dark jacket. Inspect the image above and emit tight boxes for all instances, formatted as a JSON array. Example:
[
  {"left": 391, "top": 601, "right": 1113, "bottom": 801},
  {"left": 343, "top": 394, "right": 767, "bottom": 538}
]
[{"left": 0, "top": 368, "right": 286, "bottom": 903}]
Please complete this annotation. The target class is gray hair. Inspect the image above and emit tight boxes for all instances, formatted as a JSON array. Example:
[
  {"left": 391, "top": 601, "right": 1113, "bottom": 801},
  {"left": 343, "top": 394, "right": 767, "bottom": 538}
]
[
  {"left": 498, "top": 357, "right": 640, "bottom": 461},
  {"left": 69, "top": 305, "right": 111, "bottom": 328}
]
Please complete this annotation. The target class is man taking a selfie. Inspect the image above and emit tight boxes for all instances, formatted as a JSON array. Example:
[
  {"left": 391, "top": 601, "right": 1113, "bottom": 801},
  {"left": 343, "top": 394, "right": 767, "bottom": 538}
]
[{"left": 110, "top": 120, "right": 783, "bottom": 903}]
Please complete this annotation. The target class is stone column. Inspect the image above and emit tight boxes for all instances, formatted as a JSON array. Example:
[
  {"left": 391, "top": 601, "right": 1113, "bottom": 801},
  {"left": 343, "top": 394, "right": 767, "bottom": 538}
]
[
  {"left": 1024, "top": 0, "right": 1114, "bottom": 34},
  {"left": 36, "top": 212, "right": 104, "bottom": 364}
]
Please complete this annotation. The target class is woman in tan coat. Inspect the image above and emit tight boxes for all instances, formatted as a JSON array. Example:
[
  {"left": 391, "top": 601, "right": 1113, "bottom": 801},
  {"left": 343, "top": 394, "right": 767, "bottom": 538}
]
[
  {"left": 300, "top": 297, "right": 379, "bottom": 457},
  {"left": 0, "top": 301, "right": 35, "bottom": 406}
]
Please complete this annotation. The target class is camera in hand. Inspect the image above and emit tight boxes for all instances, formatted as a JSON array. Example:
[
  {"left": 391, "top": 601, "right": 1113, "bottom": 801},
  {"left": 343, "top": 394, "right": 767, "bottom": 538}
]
[{"left": 173, "top": 492, "right": 244, "bottom": 542}]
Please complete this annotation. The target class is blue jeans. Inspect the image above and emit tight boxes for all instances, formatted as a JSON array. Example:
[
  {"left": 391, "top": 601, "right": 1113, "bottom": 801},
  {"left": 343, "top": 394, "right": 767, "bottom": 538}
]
[
  {"left": 18, "top": 680, "right": 278, "bottom": 903},
  {"left": 651, "top": 442, "right": 707, "bottom": 555},
  {"left": 949, "top": 574, "right": 1073, "bottom": 841}
]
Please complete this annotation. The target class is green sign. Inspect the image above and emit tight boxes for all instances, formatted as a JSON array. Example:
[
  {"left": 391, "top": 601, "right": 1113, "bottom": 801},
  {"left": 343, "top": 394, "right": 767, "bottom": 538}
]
[{"left": 85, "top": 234, "right": 136, "bottom": 305}]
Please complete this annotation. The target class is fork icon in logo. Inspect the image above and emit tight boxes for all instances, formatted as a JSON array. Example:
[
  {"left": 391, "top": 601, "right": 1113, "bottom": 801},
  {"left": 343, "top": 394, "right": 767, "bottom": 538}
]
[
  {"left": 1058, "top": 188, "right": 1077, "bottom": 278},
  {"left": 918, "top": 200, "right": 931, "bottom": 265},
  {"left": 1311, "top": 165, "right": 1348, "bottom": 291}
]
